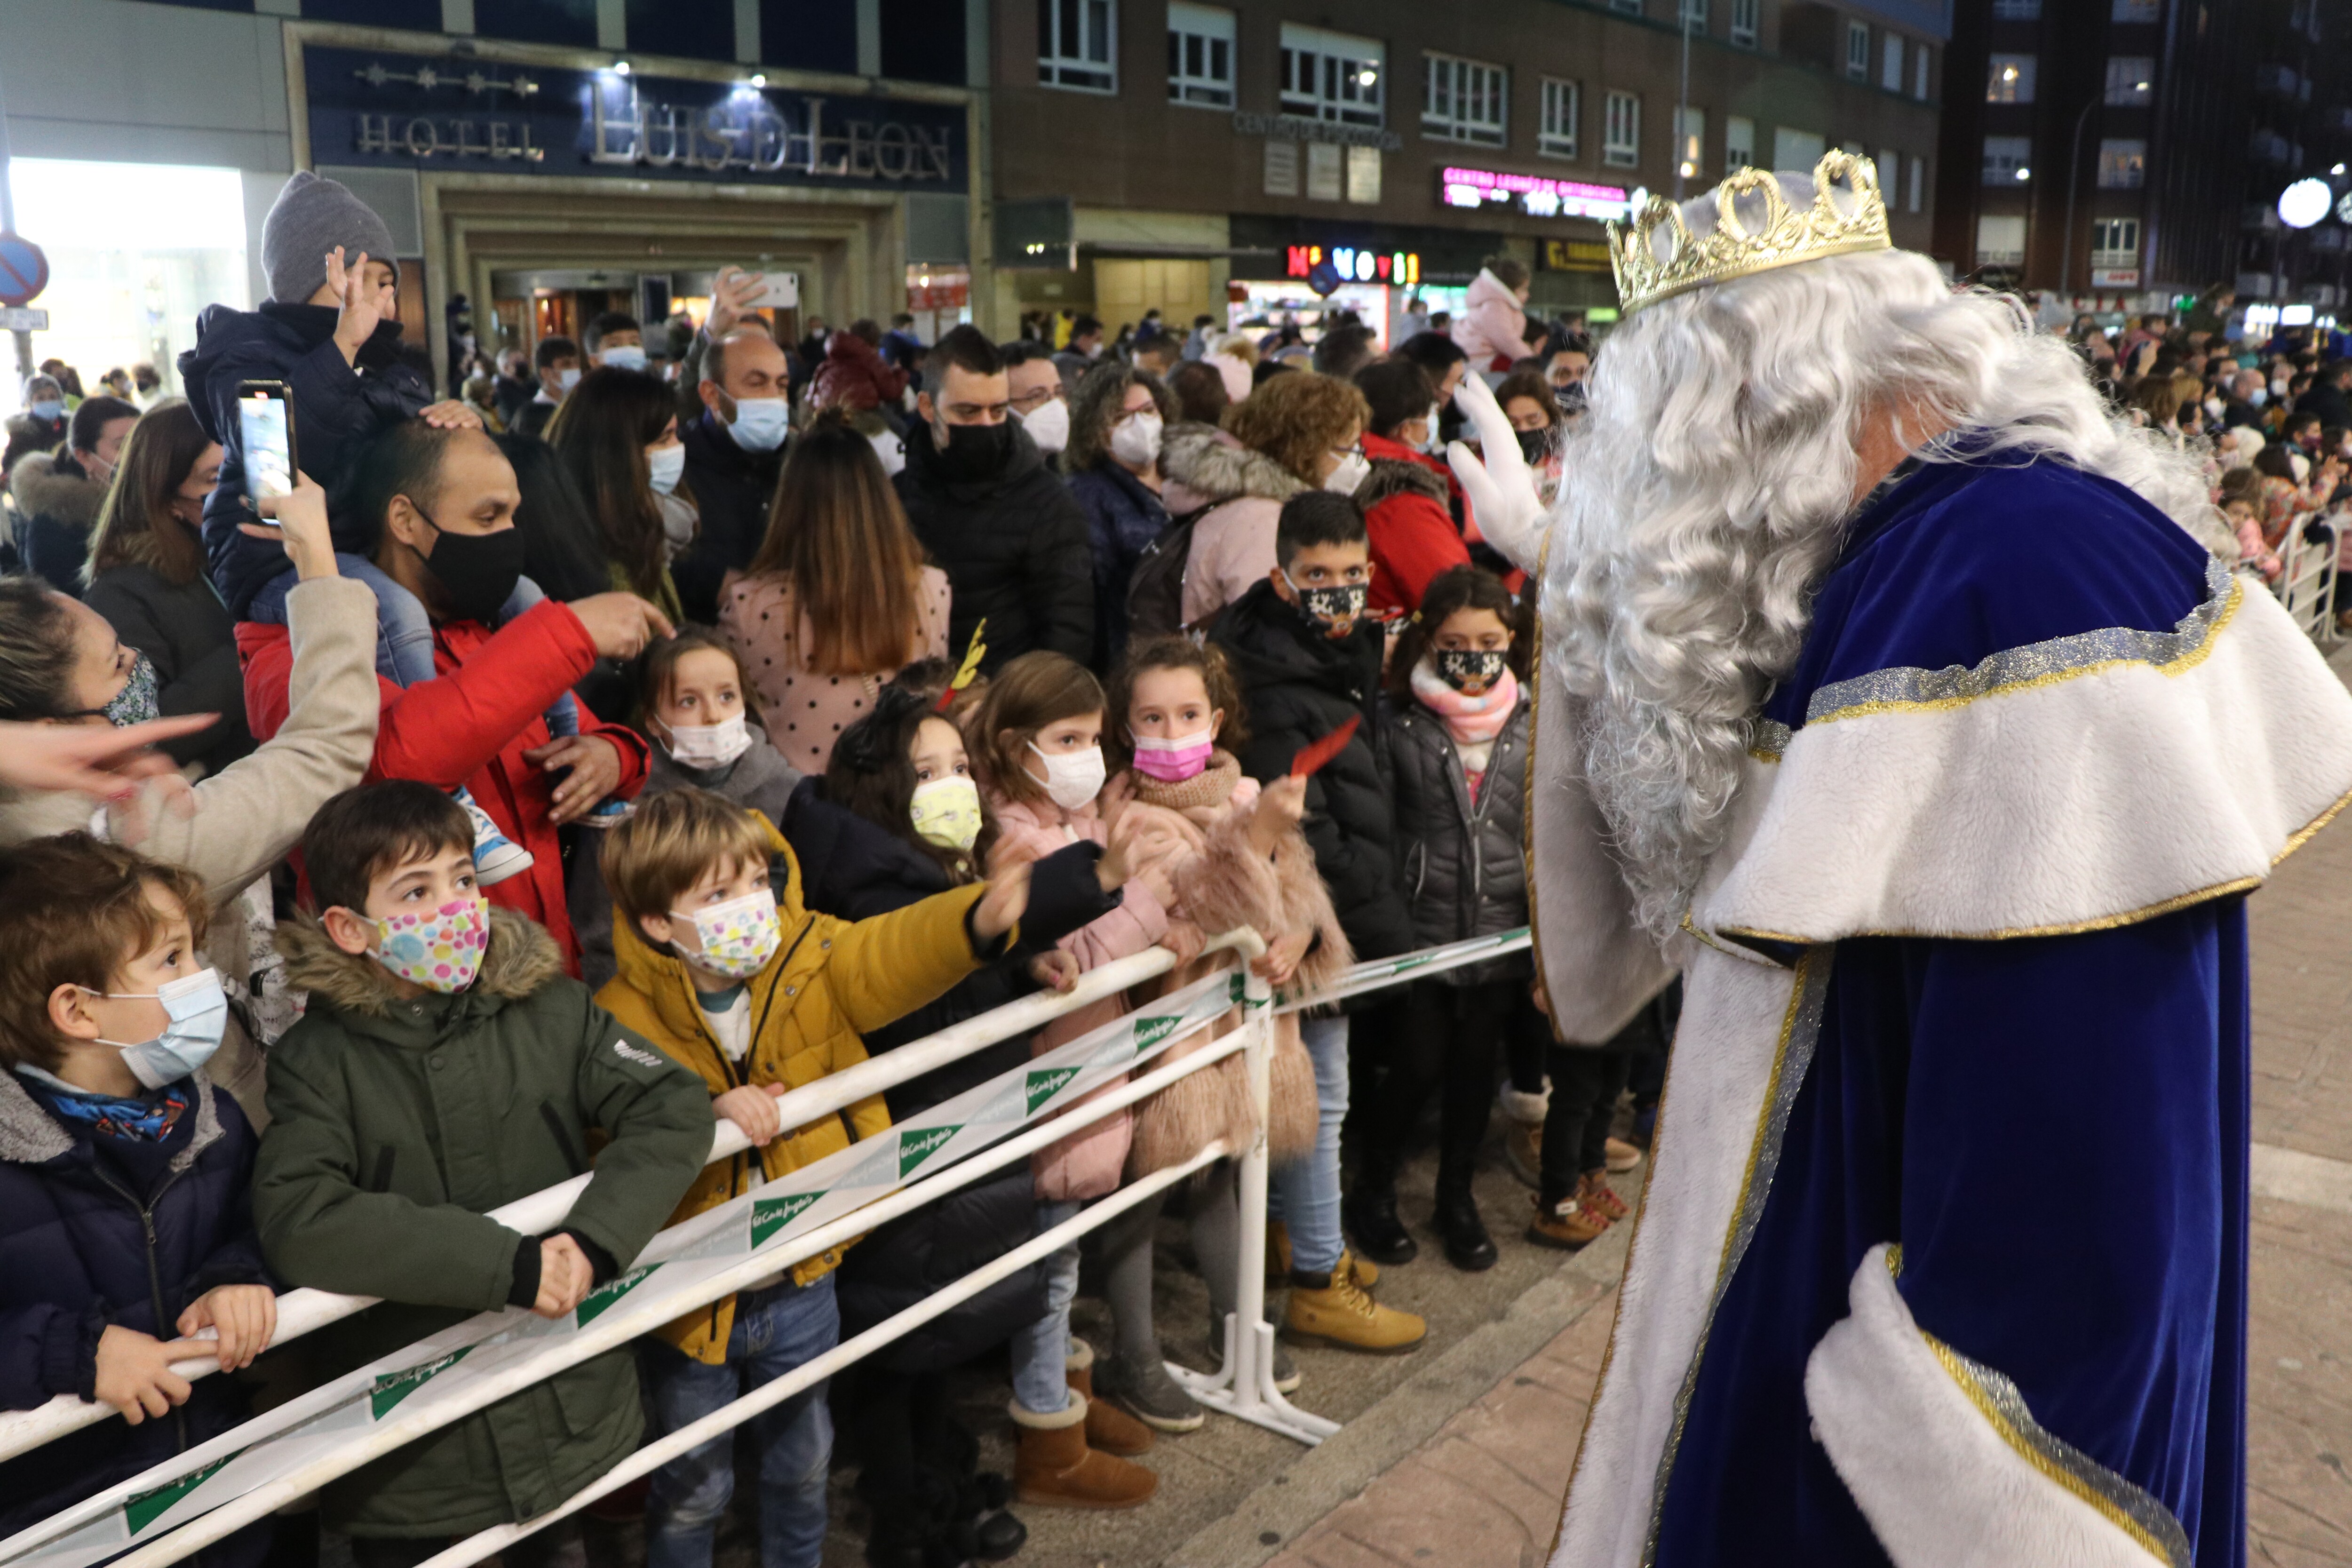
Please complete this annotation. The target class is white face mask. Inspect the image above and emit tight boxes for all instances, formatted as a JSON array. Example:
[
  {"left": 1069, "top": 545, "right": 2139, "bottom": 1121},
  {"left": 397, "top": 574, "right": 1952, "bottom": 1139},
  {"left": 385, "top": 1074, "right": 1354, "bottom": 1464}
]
[
  {"left": 600, "top": 345, "right": 649, "bottom": 372},
  {"left": 1022, "top": 397, "right": 1071, "bottom": 456},
  {"left": 661, "top": 711, "right": 752, "bottom": 769},
  {"left": 1323, "top": 449, "right": 1371, "bottom": 494},
  {"left": 557, "top": 366, "right": 583, "bottom": 395},
  {"left": 1109, "top": 410, "right": 1163, "bottom": 468},
  {"left": 647, "top": 443, "right": 687, "bottom": 494},
  {"left": 1028, "top": 740, "right": 1107, "bottom": 812},
  {"left": 869, "top": 429, "right": 906, "bottom": 477},
  {"left": 1420, "top": 401, "right": 1444, "bottom": 454}
]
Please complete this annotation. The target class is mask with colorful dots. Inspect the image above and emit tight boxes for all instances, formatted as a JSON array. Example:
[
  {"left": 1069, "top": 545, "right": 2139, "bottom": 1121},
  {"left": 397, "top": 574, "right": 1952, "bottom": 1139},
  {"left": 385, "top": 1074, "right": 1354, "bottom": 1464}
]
[{"left": 370, "top": 895, "right": 491, "bottom": 993}]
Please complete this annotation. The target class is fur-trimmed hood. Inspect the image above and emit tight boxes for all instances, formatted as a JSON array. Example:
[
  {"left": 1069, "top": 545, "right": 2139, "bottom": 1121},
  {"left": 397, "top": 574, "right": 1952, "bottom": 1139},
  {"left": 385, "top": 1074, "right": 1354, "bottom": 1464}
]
[
  {"left": 1355, "top": 453, "right": 1451, "bottom": 513},
  {"left": 277, "top": 904, "right": 566, "bottom": 1020},
  {"left": 7, "top": 450, "right": 103, "bottom": 530},
  {"left": 1160, "top": 422, "right": 1308, "bottom": 515}
]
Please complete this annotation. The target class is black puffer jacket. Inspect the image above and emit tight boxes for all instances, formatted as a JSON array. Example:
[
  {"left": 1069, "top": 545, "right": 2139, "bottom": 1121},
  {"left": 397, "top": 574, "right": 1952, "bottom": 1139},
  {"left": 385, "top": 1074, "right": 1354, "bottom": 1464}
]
[
  {"left": 178, "top": 302, "right": 430, "bottom": 616},
  {"left": 1386, "top": 693, "right": 1533, "bottom": 986},
  {"left": 674, "top": 410, "right": 784, "bottom": 627},
  {"left": 894, "top": 420, "right": 1092, "bottom": 673},
  {"left": 1210, "top": 580, "right": 1413, "bottom": 961},
  {"left": 6, "top": 451, "right": 104, "bottom": 597}
]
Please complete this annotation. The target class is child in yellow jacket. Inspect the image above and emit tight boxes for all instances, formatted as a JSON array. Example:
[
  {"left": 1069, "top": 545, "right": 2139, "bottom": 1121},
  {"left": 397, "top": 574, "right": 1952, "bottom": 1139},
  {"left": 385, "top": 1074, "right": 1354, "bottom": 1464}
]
[{"left": 594, "top": 787, "right": 1030, "bottom": 1568}]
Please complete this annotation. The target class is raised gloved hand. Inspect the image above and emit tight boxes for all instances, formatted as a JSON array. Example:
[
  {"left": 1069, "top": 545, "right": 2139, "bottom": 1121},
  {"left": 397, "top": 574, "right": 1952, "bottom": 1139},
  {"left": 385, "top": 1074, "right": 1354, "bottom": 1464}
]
[{"left": 1444, "top": 373, "right": 1549, "bottom": 574}]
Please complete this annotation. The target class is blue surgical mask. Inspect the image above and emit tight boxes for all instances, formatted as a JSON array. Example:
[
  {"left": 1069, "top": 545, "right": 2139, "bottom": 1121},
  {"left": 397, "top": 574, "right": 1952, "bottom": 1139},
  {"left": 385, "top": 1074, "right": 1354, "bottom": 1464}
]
[
  {"left": 29, "top": 399, "right": 63, "bottom": 422},
  {"left": 726, "top": 396, "right": 789, "bottom": 453},
  {"left": 82, "top": 968, "right": 229, "bottom": 1089},
  {"left": 600, "top": 345, "right": 649, "bottom": 372}
]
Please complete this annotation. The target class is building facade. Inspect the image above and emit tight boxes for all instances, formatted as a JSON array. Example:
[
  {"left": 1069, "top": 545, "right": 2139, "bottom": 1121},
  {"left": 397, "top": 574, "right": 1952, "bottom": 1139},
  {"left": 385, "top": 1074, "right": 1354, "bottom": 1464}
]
[
  {"left": 1931, "top": 0, "right": 2352, "bottom": 308},
  {"left": 984, "top": 0, "right": 1947, "bottom": 343}
]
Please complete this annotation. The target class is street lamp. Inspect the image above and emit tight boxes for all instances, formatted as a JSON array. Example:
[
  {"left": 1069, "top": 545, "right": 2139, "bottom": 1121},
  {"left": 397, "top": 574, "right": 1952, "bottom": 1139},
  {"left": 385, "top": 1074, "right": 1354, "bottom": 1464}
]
[{"left": 2058, "top": 97, "right": 2099, "bottom": 299}]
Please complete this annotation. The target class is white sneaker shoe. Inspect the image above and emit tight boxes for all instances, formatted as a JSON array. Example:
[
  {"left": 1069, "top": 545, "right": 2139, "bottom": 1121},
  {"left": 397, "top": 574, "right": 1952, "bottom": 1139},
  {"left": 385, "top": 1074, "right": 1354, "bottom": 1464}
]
[{"left": 454, "top": 786, "right": 534, "bottom": 885}]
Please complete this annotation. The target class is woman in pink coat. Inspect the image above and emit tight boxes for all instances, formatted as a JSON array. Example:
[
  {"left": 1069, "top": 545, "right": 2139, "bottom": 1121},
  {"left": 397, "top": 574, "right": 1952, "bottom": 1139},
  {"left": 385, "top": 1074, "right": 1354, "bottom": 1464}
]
[{"left": 1451, "top": 257, "right": 1539, "bottom": 373}]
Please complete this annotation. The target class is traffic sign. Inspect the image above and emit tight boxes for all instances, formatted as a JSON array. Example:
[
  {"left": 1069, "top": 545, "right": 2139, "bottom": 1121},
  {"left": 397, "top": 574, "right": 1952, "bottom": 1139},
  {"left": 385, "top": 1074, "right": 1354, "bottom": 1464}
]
[
  {"left": 0, "top": 233, "right": 48, "bottom": 309},
  {"left": 0, "top": 307, "right": 48, "bottom": 332}
]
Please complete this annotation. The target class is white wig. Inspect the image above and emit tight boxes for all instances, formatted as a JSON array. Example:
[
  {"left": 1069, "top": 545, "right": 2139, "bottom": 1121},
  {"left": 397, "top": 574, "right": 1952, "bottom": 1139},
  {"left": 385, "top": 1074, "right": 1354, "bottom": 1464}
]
[{"left": 1545, "top": 175, "right": 2223, "bottom": 939}]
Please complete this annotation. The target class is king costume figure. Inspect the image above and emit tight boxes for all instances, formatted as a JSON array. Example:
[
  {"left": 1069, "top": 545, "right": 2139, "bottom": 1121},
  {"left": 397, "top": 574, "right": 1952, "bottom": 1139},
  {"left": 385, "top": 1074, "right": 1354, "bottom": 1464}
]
[{"left": 1445, "top": 151, "right": 2352, "bottom": 1567}]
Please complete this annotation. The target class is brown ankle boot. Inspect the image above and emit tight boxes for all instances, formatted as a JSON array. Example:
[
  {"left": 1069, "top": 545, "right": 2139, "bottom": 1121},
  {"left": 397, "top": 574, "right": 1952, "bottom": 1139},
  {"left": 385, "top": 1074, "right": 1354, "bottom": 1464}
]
[
  {"left": 1065, "top": 1342, "right": 1154, "bottom": 1457},
  {"left": 1011, "top": 1395, "right": 1158, "bottom": 1509}
]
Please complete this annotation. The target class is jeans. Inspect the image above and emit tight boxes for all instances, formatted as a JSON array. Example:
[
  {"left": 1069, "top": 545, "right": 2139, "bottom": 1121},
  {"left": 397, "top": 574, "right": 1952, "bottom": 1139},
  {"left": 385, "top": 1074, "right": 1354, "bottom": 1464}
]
[
  {"left": 1008, "top": 1199, "right": 1081, "bottom": 1414},
  {"left": 637, "top": 1277, "right": 837, "bottom": 1568},
  {"left": 247, "top": 560, "right": 577, "bottom": 736},
  {"left": 1271, "top": 1013, "right": 1348, "bottom": 1276}
]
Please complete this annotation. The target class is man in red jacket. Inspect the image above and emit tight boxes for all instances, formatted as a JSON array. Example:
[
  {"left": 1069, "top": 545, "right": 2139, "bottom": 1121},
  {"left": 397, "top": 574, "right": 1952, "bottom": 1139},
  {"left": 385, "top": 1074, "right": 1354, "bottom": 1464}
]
[
  {"left": 240, "top": 422, "right": 671, "bottom": 968},
  {"left": 1351, "top": 359, "right": 1473, "bottom": 616}
]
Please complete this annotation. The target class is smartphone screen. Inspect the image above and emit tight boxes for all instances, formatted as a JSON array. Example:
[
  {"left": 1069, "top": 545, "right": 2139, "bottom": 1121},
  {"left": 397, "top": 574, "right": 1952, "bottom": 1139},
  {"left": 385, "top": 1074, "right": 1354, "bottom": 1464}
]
[{"left": 238, "top": 388, "right": 294, "bottom": 509}]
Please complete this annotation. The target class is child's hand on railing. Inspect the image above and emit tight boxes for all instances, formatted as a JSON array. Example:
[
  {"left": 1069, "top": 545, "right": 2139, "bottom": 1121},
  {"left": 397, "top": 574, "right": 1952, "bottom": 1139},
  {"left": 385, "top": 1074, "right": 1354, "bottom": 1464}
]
[
  {"left": 177, "top": 1285, "right": 278, "bottom": 1371},
  {"left": 1028, "top": 951, "right": 1080, "bottom": 993},
  {"left": 532, "top": 1235, "right": 596, "bottom": 1319},
  {"left": 714, "top": 1082, "right": 788, "bottom": 1146},
  {"left": 1161, "top": 918, "right": 1205, "bottom": 965},
  {"left": 1253, "top": 929, "right": 1309, "bottom": 988}
]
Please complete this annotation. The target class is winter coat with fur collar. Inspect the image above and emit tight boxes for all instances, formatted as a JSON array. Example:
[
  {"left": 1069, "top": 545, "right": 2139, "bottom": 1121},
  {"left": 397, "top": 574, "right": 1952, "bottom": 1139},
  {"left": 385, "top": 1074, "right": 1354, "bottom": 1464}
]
[
  {"left": 8, "top": 449, "right": 104, "bottom": 597},
  {"left": 1356, "top": 432, "right": 1472, "bottom": 616},
  {"left": 253, "top": 908, "right": 711, "bottom": 1535},
  {"left": 0, "top": 1070, "right": 269, "bottom": 1544},
  {"left": 84, "top": 517, "right": 255, "bottom": 774},
  {"left": 1159, "top": 422, "right": 1309, "bottom": 629}
]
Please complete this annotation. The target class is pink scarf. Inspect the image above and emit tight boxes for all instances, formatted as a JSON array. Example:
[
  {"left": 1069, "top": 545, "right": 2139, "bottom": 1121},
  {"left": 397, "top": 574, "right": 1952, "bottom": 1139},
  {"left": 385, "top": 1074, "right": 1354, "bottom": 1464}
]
[{"left": 1410, "top": 661, "right": 1519, "bottom": 798}]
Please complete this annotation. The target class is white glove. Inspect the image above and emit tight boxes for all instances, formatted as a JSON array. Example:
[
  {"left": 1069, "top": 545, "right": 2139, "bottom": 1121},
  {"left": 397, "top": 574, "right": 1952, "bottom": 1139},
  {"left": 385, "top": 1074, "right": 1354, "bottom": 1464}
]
[{"left": 1445, "top": 372, "right": 1548, "bottom": 573}]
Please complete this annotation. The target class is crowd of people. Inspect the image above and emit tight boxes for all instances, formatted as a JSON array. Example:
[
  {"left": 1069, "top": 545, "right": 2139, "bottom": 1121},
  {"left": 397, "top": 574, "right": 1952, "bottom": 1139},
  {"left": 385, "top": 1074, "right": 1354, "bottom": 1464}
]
[{"left": 0, "top": 163, "right": 2315, "bottom": 1568}]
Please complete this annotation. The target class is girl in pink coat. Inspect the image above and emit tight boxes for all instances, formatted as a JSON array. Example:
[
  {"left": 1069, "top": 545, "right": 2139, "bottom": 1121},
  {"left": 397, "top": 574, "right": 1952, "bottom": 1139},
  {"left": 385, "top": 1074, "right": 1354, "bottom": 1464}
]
[{"left": 1451, "top": 258, "right": 1540, "bottom": 373}]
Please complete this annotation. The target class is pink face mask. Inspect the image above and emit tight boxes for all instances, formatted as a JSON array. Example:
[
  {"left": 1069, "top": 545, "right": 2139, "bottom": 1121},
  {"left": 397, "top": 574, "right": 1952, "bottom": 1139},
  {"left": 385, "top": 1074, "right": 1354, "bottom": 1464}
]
[
  {"left": 1133, "top": 729, "right": 1215, "bottom": 783},
  {"left": 370, "top": 895, "right": 490, "bottom": 994}
]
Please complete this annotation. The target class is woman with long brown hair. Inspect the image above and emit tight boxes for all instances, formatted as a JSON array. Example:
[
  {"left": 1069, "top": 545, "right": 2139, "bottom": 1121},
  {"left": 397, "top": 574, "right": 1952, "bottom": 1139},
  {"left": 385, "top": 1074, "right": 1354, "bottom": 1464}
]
[
  {"left": 545, "top": 366, "right": 694, "bottom": 623},
  {"left": 718, "top": 409, "right": 950, "bottom": 773},
  {"left": 79, "top": 399, "right": 253, "bottom": 772}
]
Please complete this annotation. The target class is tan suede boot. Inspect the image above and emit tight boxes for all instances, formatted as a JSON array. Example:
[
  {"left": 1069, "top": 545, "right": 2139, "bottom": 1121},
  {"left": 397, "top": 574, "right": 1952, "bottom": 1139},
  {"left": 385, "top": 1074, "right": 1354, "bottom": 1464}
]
[
  {"left": 1281, "top": 1268, "right": 1425, "bottom": 1353},
  {"left": 1065, "top": 1342, "right": 1155, "bottom": 1456},
  {"left": 1010, "top": 1395, "right": 1158, "bottom": 1509}
]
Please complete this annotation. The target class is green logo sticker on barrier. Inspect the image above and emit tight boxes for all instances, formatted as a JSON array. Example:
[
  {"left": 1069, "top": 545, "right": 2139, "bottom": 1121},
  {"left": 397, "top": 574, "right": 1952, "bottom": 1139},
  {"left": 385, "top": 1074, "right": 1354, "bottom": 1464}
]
[
  {"left": 125, "top": 1457, "right": 235, "bottom": 1535},
  {"left": 1133, "top": 1015, "right": 1181, "bottom": 1051},
  {"left": 576, "top": 1264, "right": 660, "bottom": 1326},
  {"left": 751, "top": 1191, "right": 822, "bottom": 1247},
  {"left": 1025, "top": 1067, "right": 1079, "bottom": 1114},
  {"left": 369, "top": 1346, "right": 475, "bottom": 1420},
  {"left": 897, "top": 1124, "right": 959, "bottom": 1178}
]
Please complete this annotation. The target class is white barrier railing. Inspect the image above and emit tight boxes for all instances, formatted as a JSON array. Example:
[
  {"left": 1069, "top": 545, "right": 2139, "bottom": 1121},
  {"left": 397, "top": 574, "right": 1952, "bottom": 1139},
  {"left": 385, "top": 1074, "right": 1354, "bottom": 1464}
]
[
  {"left": 2278, "top": 514, "right": 2341, "bottom": 645},
  {"left": 3, "top": 923, "right": 1535, "bottom": 1568}
]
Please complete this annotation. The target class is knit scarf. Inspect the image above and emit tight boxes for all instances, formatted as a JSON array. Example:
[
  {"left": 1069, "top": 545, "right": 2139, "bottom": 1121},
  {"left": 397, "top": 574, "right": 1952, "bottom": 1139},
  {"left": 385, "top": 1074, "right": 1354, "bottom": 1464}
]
[
  {"left": 1410, "top": 660, "right": 1520, "bottom": 794},
  {"left": 1128, "top": 749, "right": 1244, "bottom": 814}
]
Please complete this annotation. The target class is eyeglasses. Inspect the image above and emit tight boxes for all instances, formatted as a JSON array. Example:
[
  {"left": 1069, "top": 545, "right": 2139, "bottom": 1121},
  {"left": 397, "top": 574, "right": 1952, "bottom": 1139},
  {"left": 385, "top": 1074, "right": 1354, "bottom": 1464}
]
[{"left": 1009, "top": 385, "right": 1064, "bottom": 414}]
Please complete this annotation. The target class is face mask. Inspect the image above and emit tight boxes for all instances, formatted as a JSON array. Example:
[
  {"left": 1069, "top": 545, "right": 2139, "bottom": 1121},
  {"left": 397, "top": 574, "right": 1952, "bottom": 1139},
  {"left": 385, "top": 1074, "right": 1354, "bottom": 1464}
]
[
  {"left": 1018, "top": 397, "right": 1071, "bottom": 456},
  {"left": 370, "top": 895, "right": 490, "bottom": 993},
  {"left": 1282, "top": 569, "right": 1367, "bottom": 631},
  {"left": 671, "top": 887, "right": 781, "bottom": 979},
  {"left": 2272, "top": 378, "right": 2290, "bottom": 398},
  {"left": 29, "top": 399, "right": 62, "bottom": 422},
  {"left": 726, "top": 396, "right": 789, "bottom": 453},
  {"left": 646, "top": 443, "right": 686, "bottom": 495},
  {"left": 1435, "top": 648, "right": 1509, "bottom": 692},
  {"left": 82, "top": 453, "right": 116, "bottom": 486},
  {"left": 2204, "top": 396, "right": 2225, "bottom": 419},
  {"left": 869, "top": 429, "right": 906, "bottom": 477},
  {"left": 557, "top": 367, "right": 583, "bottom": 394},
  {"left": 910, "top": 775, "right": 983, "bottom": 852},
  {"left": 1027, "top": 740, "right": 1108, "bottom": 812},
  {"left": 1516, "top": 428, "right": 1551, "bottom": 464},
  {"left": 1420, "top": 403, "right": 1445, "bottom": 454},
  {"left": 931, "top": 419, "right": 1012, "bottom": 483},
  {"left": 2249, "top": 388, "right": 2269, "bottom": 408},
  {"left": 103, "top": 653, "right": 161, "bottom": 727},
  {"left": 416, "top": 513, "right": 526, "bottom": 626},
  {"left": 1323, "top": 449, "right": 1371, "bottom": 494},
  {"left": 660, "top": 711, "right": 752, "bottom": 769},
  {"left": 1132, "top": 728, "right": 1215, "bottom": 783},
  {"left": 1108, "top": 410, "right": 1161, "bottom": 468},
  {"left": 83, "top": 968, "right": 229, "bottom": 1089},
  {"left": 600, "top": 345, "right": 649, "bottom": 372}
]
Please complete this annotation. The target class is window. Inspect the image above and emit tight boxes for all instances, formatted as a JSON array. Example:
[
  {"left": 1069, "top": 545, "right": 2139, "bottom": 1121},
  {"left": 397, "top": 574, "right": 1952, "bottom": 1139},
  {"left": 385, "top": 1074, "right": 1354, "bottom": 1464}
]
[
  {"left": 1540, "top": 78, "right": 1581, "bottom": 159},
  {"left": 1423, "top": 52, "right": 1508, "bottom": 146},
  {"left": 1725, "top": 114, "right": 1755, "bottom": 169},
  {"left": 1983, "top": 134, "right": 2033, "bottom": 183},
  {"left": 1882, "top": 34, "right": 1905, "bottom": 92},
  {"left": 1992, "top": 0, "right": 2039, "bottom": 13},
  {"left": 1605, "top": 90, "right": 1641, "bottom": 167},
  {"left": 1774, "top": 127, "right": 1826, "bottom": 169},
  {"left": 1915, "top": 44, "right": 1932, "bottom": 99},
  {"left": 2105, "top": 56, "right": 2154, "bottom": 106},
  {"left": 2112, "top": 0, "right": 2157, "bottom": 19},
  {"left": 1875, "top": 148, "right": 1898, "bottom": 196},
  {"left": 1280, "top": 23, "right": 1385, "bottom": 127},
  {"left": 2097, "top": 137, "right": 2146, "bottom": 187},
  {"left": 2091, "top": 216, "right": 2141, "bottom": 267},
  {"left": 1677, "top": 106, "right": 1706, "bottom": 176},
  {"left": 1976, "top": 214, "right": 2027, "bottom": 267},
  {"left": 1730, "top": 0, "right": 1758, "bottom": 46},
  {"left": 1987, "top": 55, "right": 2036, "bottom": 103},
  {"left": 1680, "top": 0, "right": 1707, "bottom": 25},
  {"left": 1038, "top": 0, "right": 1116, "bottom": 93},
  {"left": 1846, "top": 22, "right": 1870, "bottom": 79},
  {"left": 1167, "top": 2, "right": 1235, "bottom": 108},
  {"left": 1907, "top": 154, "right": 1925, "bottom": 212}
]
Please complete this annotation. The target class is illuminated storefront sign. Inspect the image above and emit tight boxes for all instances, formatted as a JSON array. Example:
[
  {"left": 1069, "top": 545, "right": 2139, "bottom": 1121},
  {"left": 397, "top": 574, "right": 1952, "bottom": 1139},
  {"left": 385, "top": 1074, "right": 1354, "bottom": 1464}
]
[
  {"left": 1439, "top": 166, "right": 1636, "bottom": 222},
  {"left": 1285, "top": 244, "right": 1421, "bottom": 286}
]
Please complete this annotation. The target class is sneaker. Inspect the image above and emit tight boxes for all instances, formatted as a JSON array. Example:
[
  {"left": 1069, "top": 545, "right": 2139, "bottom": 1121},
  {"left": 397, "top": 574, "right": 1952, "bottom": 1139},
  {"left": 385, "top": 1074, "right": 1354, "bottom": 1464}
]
[
  {"left": 1526, "top": 1192, "right": 1608, "bottom": 1250},
  {"left": 1282, "top": 1269, "right": 1426, "bottom": 1354},
  {"left": 1581, "top": 1173, "right": 1630, "bottom": 1223},
  {"left": 576, "top": 795, "right": 634, "bottom": 828},
  {"left": 1204, "top": 1315, "right": 1303, "bottom": 1393},
  {"left": 1605, "top": 1137, "right": 1644, "bottom": 1175},
  {"left": 454, "top": 786, "right": 533, "bottom": 885},
  {"left": 1505, "top": 1122, "right": 1543, "bottom": 1188},
  {"left": 1092, "top": 1348, "right": 1204, "bottom": 1434}
]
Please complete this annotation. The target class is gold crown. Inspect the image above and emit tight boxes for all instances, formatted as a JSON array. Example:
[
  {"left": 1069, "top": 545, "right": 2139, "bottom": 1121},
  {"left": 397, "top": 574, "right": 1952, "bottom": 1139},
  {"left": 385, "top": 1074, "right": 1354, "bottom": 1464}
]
[{"left": 1608, "top": 149, "right": 1891, "bottom": 314}]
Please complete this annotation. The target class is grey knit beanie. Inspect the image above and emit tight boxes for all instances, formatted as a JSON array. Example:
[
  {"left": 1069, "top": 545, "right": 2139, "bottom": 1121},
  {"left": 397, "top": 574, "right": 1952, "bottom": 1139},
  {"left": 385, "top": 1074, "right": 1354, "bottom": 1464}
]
[{"left": 261, "top": 171, "right": 397, "bottom": 305}]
